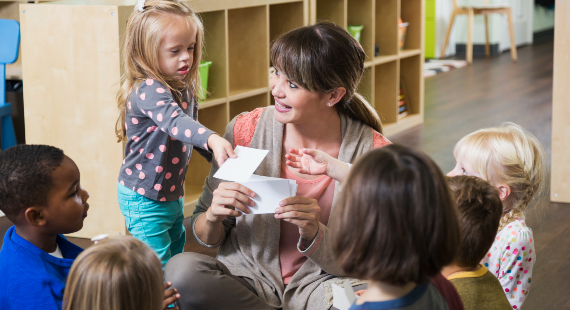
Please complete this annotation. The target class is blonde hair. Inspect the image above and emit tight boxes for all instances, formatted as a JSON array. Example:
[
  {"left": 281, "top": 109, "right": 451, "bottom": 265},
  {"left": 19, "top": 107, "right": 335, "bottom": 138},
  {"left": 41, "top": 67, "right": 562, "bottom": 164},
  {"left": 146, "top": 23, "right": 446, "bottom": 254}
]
[
  {"left": 115, "top": 0, "right": 204, "bottom": 142},
  {"left": 270, "top": 22, "right": 383, "bottom": 133},
  {"left": 63, "top": 236, "right": 164, "bottom": 310},
  {"left": 453, "top": 122, "right": 548, "bottom": 232}
]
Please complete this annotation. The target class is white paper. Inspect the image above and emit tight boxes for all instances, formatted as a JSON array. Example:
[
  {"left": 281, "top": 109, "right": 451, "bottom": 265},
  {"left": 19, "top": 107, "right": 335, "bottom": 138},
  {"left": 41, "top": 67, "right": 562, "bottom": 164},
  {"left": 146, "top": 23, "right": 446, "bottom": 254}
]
[
  {"left": 332, "top": 280, "right": 356, "bottom": 310},
  {"left": 213, "top": 146, "right": 269, "bottom": 182},
  {"left": 238, "top": 178, "right": 293, "bottom": 214}
]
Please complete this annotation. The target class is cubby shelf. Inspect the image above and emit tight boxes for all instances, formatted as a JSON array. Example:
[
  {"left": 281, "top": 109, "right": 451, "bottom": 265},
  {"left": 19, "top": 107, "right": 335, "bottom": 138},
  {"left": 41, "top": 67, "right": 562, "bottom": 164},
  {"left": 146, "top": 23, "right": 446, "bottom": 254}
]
[
  {"left": 310, "top": 0, "right": 424, "bottom": 137},
  {"left": 19, "top": 0, "right": 308, "bottom": 237}
]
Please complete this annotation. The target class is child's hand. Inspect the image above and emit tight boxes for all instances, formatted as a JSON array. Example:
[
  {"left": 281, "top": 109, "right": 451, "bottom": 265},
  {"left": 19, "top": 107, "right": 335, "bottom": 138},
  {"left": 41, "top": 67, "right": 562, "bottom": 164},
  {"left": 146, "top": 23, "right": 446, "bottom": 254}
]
[
  {"left": 207, "top": 134, "right": 237, "bottom": 167},
  {"left": 285, "top": 148, "right": 350, "bottom": 182},
  {"left": 162, "top": 282, "right": 180, "bottom": 310}
]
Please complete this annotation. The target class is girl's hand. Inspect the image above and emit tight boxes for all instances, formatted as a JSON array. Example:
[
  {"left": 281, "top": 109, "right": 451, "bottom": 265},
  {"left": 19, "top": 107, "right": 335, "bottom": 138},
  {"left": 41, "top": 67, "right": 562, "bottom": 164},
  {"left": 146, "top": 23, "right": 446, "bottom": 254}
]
[
  {"left": 207, "top": 182, "right": 256, "bottom": 223},
  {"left": 207, "top": 134, "right": 237, "bottom": 167},
  {"left": 162, "top": 282, "right": 180, "bottom": 310},
  {"left": 275, "top": 196, "right": 321, "bottom": 242},
  {"left": 285, "top": 148, "right": 350, "bottom": 182}
]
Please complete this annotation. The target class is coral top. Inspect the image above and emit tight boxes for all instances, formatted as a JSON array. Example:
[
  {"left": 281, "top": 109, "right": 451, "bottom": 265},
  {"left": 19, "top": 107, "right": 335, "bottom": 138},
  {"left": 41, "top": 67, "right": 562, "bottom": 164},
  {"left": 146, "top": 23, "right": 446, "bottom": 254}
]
[{"left": 279, "top": 164, "right": 335, "bottom": 284}]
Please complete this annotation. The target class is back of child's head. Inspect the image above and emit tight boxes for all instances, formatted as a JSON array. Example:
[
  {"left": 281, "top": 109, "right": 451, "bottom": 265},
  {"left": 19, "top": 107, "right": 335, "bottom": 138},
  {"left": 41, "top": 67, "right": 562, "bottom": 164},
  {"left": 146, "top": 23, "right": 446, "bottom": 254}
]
[
  {"left": 270, "top": 21, "right": 383, "bottom": 133},
  {"left": 63, "top": 236, "right": 163, "bottom": 310},
  {"left": 453, "top": 122, "right": 547, "bottom": 230},
  {"left": 116, "top": 0, "right": 203, "bottom": 141},
  {"left": 0, "top": 144, "right": 65, "bottom": 222},
  {"left": 447, "top": 176, "right": 503, "bottom": 269},
  {"left": 332, "top": 144, "right": 460, "bottom": 285}
]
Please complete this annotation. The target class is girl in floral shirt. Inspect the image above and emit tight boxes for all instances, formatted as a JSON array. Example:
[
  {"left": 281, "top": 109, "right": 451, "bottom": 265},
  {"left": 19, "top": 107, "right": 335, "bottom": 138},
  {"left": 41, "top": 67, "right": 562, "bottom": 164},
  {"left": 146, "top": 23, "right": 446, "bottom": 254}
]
[{"left": 448, "top": 122, "right": 547, "bottom": 309}]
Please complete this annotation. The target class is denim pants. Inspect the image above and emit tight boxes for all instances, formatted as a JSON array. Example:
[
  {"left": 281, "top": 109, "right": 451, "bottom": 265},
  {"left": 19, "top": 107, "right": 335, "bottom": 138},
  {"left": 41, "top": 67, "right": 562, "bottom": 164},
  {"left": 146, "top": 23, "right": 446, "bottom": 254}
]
[{"left": 117, "top": 183, "right": 186, "bottom": 267}]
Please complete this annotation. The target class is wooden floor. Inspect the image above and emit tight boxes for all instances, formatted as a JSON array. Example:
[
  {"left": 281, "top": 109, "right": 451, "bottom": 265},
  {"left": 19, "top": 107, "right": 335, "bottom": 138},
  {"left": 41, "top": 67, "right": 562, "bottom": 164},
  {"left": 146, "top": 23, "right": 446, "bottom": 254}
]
[{"left": 0, "top": 40, "right": 565, "bottom": 309}]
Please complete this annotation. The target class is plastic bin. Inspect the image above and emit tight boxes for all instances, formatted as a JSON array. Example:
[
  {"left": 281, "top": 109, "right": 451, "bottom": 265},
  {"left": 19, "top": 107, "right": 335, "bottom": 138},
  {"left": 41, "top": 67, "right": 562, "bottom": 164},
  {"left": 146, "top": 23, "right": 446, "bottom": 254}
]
[
  {"left": 198, "top": 61, "right": 212, "bottom": 100},
  {"left": 347, "top": 25, "right": 364, "bottom": 43},
  {"left": 398, "top": 22, "right": 409, "bottom": 50}
]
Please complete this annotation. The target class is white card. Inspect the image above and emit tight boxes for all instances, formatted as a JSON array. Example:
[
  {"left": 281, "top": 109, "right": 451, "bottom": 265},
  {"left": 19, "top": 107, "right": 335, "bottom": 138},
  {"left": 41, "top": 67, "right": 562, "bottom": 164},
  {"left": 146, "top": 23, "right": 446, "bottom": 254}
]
[
  {"left": 238, "top": 178, "right": 292, "bottom": 214},
  {"left": 213, "top": 146, "right": 269, "bottom": 182},
  {"left": 332, "top": 280, "right": 356, "bottom": 310}
]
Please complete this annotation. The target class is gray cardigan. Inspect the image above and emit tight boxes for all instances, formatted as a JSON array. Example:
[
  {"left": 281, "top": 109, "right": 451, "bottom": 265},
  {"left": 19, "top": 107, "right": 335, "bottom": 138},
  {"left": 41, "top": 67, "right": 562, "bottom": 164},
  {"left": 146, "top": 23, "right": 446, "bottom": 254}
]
[{"left": 191, "top": 107, "right": 378, "bottom": 309}]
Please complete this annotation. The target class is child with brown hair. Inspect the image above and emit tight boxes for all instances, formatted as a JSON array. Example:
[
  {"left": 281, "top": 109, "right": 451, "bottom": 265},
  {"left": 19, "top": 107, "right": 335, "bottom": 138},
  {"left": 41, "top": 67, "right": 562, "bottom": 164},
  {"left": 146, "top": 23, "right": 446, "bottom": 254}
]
[
  {"left": 443, "top": 176, "right": 511, "bottom": 310},
  {"left": 447, "top": 122, "right": 547, "bottom": 309},
  {"left": 332, "top": 144, "right": 463, "bottom": 310},
  {"left": 63, "top": 236, "right": 180, "bottom": 310}
]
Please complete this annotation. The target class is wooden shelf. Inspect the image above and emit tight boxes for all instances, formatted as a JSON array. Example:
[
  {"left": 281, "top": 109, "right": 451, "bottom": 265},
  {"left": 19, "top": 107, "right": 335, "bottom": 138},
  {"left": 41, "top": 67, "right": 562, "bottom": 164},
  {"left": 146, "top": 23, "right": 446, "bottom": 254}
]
[
  {"left": 310, "top": 0, "right": 424, "bottom": 137},
  {"left": 19, "top": 0, "right": 308, "bottom": 237}
]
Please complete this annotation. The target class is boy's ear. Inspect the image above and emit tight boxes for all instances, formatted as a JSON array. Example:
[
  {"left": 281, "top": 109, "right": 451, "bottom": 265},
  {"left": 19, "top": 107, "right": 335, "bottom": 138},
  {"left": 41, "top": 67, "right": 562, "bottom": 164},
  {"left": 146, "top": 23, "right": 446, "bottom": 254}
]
[
  {"left": 24, "top": 207, "right": 48, "bottom": 227},
  {"left": 497, "top": 184, "right": 511, "bottom": 201}
]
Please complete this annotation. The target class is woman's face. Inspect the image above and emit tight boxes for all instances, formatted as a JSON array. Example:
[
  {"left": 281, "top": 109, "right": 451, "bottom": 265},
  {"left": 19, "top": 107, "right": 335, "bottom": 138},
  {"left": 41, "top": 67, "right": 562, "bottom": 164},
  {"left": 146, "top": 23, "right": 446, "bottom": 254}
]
[{"left": 270, "top": 69, "right": 327, "bottom": 125}]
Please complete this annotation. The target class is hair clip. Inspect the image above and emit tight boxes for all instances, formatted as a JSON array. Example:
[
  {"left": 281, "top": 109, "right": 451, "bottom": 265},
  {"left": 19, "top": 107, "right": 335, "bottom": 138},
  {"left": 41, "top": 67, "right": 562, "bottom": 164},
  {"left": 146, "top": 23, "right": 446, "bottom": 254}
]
[
  {"left": 134, "top": 0, "right": 146, "bottom": 12},
  {"left": 91, "top": 234, "right": 110, "bottom": 244}
]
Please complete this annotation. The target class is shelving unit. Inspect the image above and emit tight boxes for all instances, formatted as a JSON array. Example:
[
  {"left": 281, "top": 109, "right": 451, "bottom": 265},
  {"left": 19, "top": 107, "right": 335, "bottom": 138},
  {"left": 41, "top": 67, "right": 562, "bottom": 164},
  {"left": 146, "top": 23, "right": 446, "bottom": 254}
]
[
  {"left": 310, "top": 0, "right": 424, "bottom": 136},
  {"left": 20, "top": 0, "right": 308, "bottom": 238}
]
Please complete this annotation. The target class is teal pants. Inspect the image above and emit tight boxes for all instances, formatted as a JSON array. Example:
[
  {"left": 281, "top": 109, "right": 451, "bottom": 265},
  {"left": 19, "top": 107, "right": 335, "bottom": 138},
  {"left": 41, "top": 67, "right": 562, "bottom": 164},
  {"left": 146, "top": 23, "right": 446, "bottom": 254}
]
[{"left": 117, "top": 183, "right": 186, "bottom": 267}]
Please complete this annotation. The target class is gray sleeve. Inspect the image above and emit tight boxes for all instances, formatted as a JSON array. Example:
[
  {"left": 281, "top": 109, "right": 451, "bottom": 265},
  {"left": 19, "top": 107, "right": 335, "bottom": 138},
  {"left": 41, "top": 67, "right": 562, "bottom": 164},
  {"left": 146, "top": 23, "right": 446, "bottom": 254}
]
[
  {"left": 297, "top": 223, "right": 347, "bottom": 276},
  {"left": 190, "top": 115, "right": 240, "bottom": 248}
]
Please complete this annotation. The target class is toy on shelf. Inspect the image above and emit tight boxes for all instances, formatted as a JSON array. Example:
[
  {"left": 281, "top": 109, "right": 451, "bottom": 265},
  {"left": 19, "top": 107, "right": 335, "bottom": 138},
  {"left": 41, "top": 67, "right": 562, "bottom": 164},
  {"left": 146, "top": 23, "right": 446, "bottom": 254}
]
[
  {"left": 398, "top": 18, "right": 408, "bottom": 50},
  {"left": 398, "top": 78, "right": 411, "bottom": 119},
  {"left": 198, "top": 60, "right": 212, "bottom": 101},
  {"left": 347, "top": 25, "right": 364, "bottom": 43}
]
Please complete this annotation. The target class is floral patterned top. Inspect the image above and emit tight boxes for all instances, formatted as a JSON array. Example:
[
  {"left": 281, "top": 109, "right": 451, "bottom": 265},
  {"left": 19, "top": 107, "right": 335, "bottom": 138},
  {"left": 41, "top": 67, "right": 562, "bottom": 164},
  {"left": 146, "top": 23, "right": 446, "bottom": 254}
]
[{"left": 481, "top": 216, "right": 535, "bottom": 309}]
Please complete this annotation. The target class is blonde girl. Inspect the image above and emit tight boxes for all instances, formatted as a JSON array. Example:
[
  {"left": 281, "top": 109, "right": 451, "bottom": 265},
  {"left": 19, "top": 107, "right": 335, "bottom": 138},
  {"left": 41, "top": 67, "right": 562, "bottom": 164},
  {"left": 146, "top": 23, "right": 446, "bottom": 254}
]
[
  {"left": 115, "top": 0, "right": 235, "bottom": 266},
  {"left": 447, "top": 122, "right": 547, "bottom": 309},
  {"left": 63, "top": 236, "right": 180, "bottom": 310}
]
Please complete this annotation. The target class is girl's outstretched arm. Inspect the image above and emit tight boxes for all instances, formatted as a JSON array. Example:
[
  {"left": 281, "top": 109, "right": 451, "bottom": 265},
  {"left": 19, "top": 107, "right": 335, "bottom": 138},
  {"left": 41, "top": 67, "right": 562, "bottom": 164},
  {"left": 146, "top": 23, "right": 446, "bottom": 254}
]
[{"left": 285, "top": 148, "right": 350, "bottom": 183}]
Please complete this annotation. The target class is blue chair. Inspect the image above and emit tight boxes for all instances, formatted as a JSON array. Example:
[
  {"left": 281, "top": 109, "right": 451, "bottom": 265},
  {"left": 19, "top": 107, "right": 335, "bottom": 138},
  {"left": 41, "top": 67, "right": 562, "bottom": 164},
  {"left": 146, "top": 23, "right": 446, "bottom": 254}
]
[{"left": 0, "top": 19, "right": 20, "bottom": 151}]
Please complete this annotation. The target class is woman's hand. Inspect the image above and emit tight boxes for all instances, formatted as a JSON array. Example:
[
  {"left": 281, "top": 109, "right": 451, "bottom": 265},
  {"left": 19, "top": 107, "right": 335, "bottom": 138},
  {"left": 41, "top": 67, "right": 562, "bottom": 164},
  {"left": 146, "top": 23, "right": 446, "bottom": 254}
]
[
  {"left": 275, "top": 196, "right": 321, "bottom": 243},
  {"left": 207, "top": 134, "right": 237, "bottom": 167},
  {"left": 162, "top": 282, "right": 180, "bottom": 310},
  {"left": 206, "top": 182, "right": 256, "bottom": 223},
  {"left": 285, "top": 148, "right": 350, "bottom": 182}
]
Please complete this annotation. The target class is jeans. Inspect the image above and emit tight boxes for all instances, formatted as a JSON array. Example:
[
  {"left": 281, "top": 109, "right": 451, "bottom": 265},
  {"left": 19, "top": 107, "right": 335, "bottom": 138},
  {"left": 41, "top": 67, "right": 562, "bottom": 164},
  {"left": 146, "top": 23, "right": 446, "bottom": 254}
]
[{"left": 117, "top": 183, "right": 186, "bottom": 267}]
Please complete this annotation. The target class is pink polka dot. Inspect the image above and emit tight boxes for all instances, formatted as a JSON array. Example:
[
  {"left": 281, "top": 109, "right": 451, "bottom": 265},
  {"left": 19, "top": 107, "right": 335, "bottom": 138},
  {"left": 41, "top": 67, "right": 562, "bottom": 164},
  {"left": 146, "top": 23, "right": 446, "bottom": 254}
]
[
  {"left": 139, "top": 148, "right": 144, "bottom": 154},
  {"left": 528, "top": 258, "right": 532, "bottom": 262},
  {"left": 148, "top": 111, "right": 153, "bottom": 118},
  {"left": 156, "top": 88, "right": 165, "bottom": 93},
  {"left": 166, "top": 172, "right": 172, "bottom": 179},
  {"left": 128, "top": 102, "right": 132, "bottom": 110},
  {"left": 132, "top": 136, "right": 139, "bottom": 142},
  {"left": 140, "top": 93, "right": 146, "bottom": 100},
  {"left": 125, "top": 123, "right": 128, "bottom": 130},
  {"left": 146, "top": 153, "right": 154, "bottom": 159},
  {"left": 147, "top": 126, "right": 158, "bottom": 133},
  {"left": 170, "top": 185, "right": 176, "bottom": 192},
  {"left": 171, "top": 111, "right": 178, "bottom": 118},
  {"left": 513, "top": 306, "right": 517, "bottom": 309},
  {"left": 157, "top": 114, "right": 163, "bottom": 122},
  {"left": 172, "top": 157, "right": 179, "bottom": 164},
  {"left": 513, "top": 249, "right": 519, "bottom": 255},
  {"left": 529, "top": 250, "right": 532, "bottom": 253},
  {"left": 161, "top": 128, "right": 165, "bottom": 132},
  {"left": 518, "top": 281, "right": 522, "bottom": 285},
  {"left": 172, "top": 127, "right": 178, "bottom": 135},
  {"left": 198, "top": 128, "right": 207, "bottom": 134},
  {"left": 160, "top": 198, "right": 166, "bottom": 202},
  {"left": 159, "top": 145, "right": 166, "bottom": 152},
  {"left": 512, "top": 231, "right": 517, "bottom": 235},
  {"left": 204, "top": 143, "right": 208, "bottom": 150},
  {"left": 185, "top": 129, "right": 191, "bottom": 137},
  {"left": 139, "top": 172, "right": 145, "bottom": 179},
  {"left": 132, "top": 118, "right": 138, "bottom": 124},
  {"left": 140, "top": 109, "right": 145, "bottom": 114},
  {"left": 522, "top": 246, "right": 526, "bottom": 250},
  {"left": 146, "top": 79, "right": 154, "bottom": 85},
  {"left": 125, "top": 168, "right": 132, "bottom": 175},
  {"left": 154, "top": 184, "right": 162, "bottom": 190},
  {"left": 179, "top": 168, "right": 184, "bottom": 175},
  {"left": 509, "top": 276, "right": 513, "bottom": 280},
  {"left": 506, "top": 246, "right": 511, "bottom": 250},
  {"left": 182, "top": 145, "right": 187, "bottom": 152},
  {"left": 156, "top": 166, "right": 163, "bottom": 173},
  {"left": 505, "top": 288, "right": 510, "bottom": 292},
  {"left": 137, "top": 188, "right": 145, "bottom": 195},
  {"left": 122, "top": 159, "right": 125, "bottom": 164},
  {"left": 120, "top": 180, "right": 125, "bottom": 185},
  {"left": 182, "top": 102, "right": 188, "bottom": 109},
  {"left": 157, "top": 101, "right": 165, "bottom": 106},
  {"left": 524, "top": 270, "right": 528, "bottom": 274},
  {"left": 136, "top": 164, "right": 142, "bottom": 170},
  {"left": 171, "top": 102, "right": 177, "bottom": 106}
]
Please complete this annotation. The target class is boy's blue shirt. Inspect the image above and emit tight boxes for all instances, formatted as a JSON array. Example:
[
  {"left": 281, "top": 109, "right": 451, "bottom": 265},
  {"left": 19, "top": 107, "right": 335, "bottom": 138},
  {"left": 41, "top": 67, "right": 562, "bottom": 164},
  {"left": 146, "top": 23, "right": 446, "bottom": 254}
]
[{"left": 0, "top": 226, "right": 83, "bottom": 310}]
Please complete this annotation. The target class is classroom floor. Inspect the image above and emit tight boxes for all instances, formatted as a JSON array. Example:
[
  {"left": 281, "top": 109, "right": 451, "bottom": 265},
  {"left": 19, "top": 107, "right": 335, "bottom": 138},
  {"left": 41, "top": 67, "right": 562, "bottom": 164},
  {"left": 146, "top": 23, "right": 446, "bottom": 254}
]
[{"left": 0, "top": 39, "right": 564, "bottom": 309}]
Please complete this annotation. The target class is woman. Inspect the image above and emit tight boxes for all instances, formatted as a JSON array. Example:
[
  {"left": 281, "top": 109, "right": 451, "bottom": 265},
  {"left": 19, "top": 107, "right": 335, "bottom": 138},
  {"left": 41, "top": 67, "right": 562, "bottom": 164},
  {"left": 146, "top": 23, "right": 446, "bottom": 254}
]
[{"left": 165, "top": 22, "right": 390, "bottom": 310}]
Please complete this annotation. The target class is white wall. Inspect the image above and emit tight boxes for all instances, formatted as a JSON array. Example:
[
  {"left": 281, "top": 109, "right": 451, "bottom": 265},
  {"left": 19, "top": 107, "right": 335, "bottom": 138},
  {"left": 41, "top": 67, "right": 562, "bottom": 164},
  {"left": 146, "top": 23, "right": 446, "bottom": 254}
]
[{"left": 533, "top": 5, "right": 555, "bottom": 32}]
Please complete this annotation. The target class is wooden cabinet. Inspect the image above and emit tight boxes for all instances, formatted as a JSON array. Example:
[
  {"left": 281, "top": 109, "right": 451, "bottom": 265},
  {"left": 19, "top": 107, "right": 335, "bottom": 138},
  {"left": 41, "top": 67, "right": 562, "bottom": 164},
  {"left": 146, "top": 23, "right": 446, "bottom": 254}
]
[{"left": 20, "top": 0, "right": 308, "bottom": 238}]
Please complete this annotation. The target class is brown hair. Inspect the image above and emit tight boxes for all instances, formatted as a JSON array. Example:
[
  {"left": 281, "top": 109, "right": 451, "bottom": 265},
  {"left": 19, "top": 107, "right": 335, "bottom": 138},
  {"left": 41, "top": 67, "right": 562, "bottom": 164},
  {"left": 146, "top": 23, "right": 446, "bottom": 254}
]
[
  {"left": 332, "top": 144, "right": 460, "bottom": 285},
  {"left": 115, "top": 0, "right": 204, "bottom": 142},
  {"left": 270, "top": 22, "right": 383, "bottom": 133},
  {"left": 63, "top": 236, "right": 163, "bottom": 310},
  {"left": 447, "top": 176, "right": 503, "bottom": 269}
]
